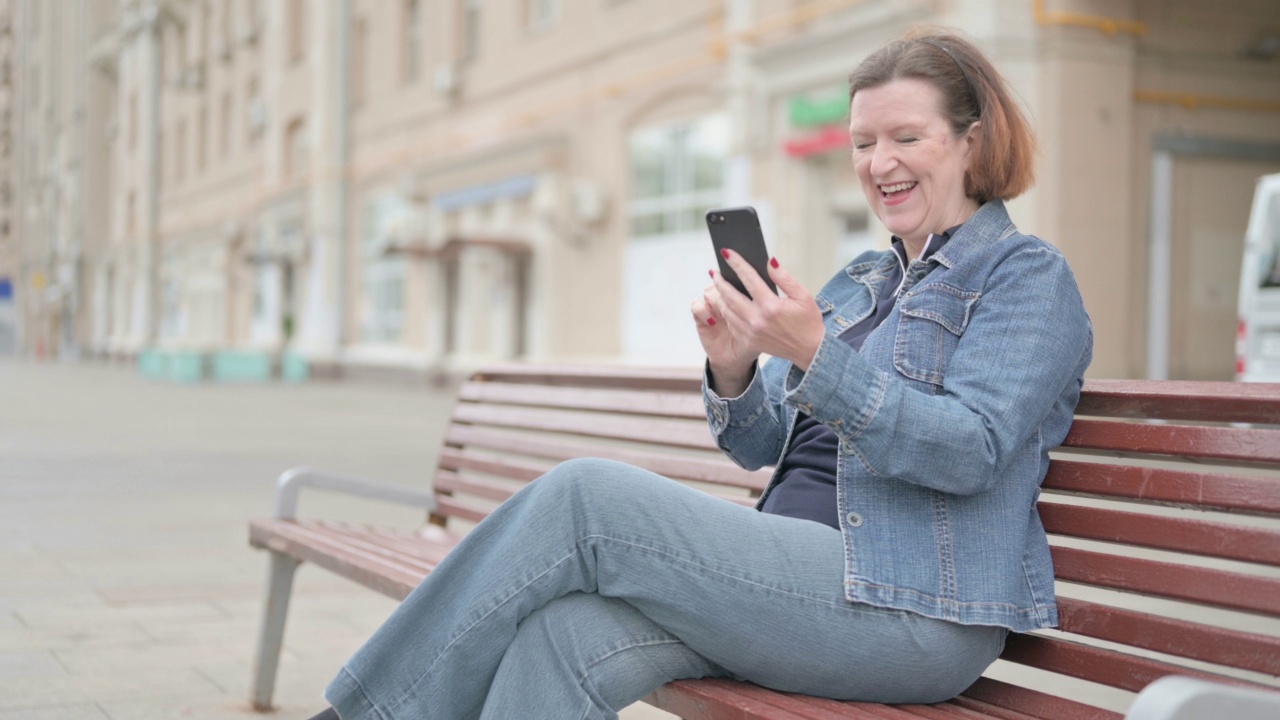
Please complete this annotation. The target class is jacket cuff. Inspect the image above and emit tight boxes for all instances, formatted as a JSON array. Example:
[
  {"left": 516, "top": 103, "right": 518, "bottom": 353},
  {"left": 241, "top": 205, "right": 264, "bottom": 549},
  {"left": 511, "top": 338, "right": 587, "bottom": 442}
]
[
  {"left": 783, "top": 334, "right": 886, "bottom": 442},
  {"left": 703, "top": 360, "right": 766, "bottom": 433}
]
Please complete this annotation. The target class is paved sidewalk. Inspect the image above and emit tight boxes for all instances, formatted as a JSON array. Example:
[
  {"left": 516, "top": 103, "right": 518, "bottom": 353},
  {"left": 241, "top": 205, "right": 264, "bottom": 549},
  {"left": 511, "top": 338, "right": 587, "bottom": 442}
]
[{"left": 0, "top": 360, "right": 673, "bottom": 720}]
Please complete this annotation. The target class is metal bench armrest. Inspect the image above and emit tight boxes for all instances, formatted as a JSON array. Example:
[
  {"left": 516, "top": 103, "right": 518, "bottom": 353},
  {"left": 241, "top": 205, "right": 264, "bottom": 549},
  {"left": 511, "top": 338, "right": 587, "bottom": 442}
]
[
  {"left": 1125, "top": 676, "right": 1280, "bottom": 720},
  {"left": 273, "top": 466, "right": 437, "bottom": 520}
]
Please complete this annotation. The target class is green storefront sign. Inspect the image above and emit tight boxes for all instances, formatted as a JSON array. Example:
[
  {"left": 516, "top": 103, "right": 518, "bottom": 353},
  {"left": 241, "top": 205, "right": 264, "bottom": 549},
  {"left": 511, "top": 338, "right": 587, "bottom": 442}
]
[{"left": 788, "top": 91, "right": 849, "bottom": 128}]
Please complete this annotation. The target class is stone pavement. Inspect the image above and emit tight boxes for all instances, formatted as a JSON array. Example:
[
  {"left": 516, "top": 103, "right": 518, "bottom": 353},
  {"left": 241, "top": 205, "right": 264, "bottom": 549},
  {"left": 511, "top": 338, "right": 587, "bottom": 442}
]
[{"left": 0, "top": 360, "right": 674, "bottom": 720}]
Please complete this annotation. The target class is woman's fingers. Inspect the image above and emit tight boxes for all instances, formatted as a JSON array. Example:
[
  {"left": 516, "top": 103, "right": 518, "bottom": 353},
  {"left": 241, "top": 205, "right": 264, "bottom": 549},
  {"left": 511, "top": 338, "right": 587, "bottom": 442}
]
[
  {"left": 719, "top": 250, "right": 775, "bottom": 301},
  {"left": 767, "top": 257, "right": 811, "bottom": 302}
]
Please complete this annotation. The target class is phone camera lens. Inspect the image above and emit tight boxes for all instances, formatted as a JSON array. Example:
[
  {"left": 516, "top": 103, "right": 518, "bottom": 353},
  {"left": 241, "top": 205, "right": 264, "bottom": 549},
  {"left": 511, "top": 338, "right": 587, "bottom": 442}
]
[{"left": 717, "top": 215, "right": 725, "bottom": 223}]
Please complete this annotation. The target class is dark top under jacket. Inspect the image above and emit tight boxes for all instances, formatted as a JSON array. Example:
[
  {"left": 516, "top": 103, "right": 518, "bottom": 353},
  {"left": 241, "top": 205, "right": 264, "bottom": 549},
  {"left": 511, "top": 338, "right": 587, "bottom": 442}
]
[{"left": 760, "top": 227, "right": 958, "bottom": 529}]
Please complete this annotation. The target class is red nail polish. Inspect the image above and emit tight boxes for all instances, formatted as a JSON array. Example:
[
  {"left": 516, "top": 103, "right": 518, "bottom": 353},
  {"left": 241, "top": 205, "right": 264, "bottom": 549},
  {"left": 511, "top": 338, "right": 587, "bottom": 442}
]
[
  {"left": 709, "top": 269, "right": 715, "bottom": 278},
  {"left": 770, "top": 257, "right": 779, "bottom": 269},
  {"left": 721, "top": 249, "right": 730, "bottom": 259},
  {"left": 707, "top": 317, "right": 716, "bottom": 327}
]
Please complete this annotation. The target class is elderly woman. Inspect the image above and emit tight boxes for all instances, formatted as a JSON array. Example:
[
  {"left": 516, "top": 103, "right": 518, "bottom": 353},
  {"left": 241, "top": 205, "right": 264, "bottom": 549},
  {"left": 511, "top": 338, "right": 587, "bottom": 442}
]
[{"left": 311, "top": 30, "right": 1092, "bottom": 720}]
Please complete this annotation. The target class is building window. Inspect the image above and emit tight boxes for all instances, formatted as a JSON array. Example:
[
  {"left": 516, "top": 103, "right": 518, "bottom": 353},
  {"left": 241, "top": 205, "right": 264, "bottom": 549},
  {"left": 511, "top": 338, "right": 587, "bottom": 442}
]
[
  {"left": 360, "top": 196, "right": 409, "bottom": 344},
  {"left": 526, "top": 0, "right": 558, "bottom": 31},
  {"left": 246, "top": 75, "right": 262, "bottom": 144},
  {"left": 284, "top": 118, "right": 307, "bottom": 182},
  {"left": 351, "top": 17, "right": 367, "bottom": 107},
  {"left": 220, "top": 91, "right": 233, "bottom": 156},
  {"left": 175, "top": 119, "right": 186, "bottom": 182},
  {"left": 403, "top": 0, "right": 422, "bottom": 84},
  {"left": 222, "top": 0, "right": 233, "bottom": 46},
  {"left": 127, "top": 192, "right": 136, "bottom": 237},
  {"left": 460, "top": 0, "right": 481, "bottom": 61},
  {"left": 174, "top": 25, "right": 188, "bottom": 84},
  {"left": 200, "top": 1, "right": 211, "bottom": 61},
  {"left": 197, "top": 105, "right": 208, "bottom": 173},
  {"left": 128, "top": 93, "right": 137, "bottom": 152},
  {"left": 628, "top": 115, "right": 727, "bottom": 237},
  {"left": 288, "top": 0, "right": 305, "bottom": 63}
]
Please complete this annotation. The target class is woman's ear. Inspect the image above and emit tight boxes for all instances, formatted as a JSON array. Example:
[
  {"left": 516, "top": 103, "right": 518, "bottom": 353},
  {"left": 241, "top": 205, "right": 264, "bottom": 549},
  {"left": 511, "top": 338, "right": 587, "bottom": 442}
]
[{"left": 963, "top": 121, "right": 981, "bottom": 159}]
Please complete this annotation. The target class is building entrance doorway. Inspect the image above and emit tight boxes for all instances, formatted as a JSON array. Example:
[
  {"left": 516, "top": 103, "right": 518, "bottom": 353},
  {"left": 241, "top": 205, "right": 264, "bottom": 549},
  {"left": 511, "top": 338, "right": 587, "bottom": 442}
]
[{"left": 1148, "top": 139, "right": 1280, "bottom": 380}]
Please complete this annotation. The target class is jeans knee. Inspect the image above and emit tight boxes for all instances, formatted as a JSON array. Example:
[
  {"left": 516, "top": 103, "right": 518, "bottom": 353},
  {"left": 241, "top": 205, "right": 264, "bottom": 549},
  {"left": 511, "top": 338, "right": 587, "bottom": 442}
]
[{"left": 536, "top": 458, "right": 638, "bottom": 502}]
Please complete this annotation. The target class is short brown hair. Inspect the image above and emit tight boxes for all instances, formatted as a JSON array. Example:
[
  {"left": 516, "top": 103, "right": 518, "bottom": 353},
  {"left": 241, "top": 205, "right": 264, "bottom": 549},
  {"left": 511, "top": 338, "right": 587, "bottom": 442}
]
[{"left": 848, "top": 30, "right": 1036, "bottom": 203}]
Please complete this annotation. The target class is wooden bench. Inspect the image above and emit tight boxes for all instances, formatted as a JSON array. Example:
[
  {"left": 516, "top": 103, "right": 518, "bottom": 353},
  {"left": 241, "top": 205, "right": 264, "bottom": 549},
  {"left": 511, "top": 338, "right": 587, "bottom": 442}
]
[{"left": 248, "top": 364, "right": 1280, "bottom": 719}]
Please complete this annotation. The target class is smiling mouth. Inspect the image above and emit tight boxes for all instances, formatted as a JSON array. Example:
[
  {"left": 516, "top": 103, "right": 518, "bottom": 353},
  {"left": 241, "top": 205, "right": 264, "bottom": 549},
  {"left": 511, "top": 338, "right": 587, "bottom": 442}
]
[{"left": 879, "top": 181, "right": 917, "bottom": 197}]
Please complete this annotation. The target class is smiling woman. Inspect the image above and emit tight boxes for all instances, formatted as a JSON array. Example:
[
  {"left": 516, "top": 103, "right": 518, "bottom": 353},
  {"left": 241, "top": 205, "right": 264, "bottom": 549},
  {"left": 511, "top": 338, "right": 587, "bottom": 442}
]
[
  {"left": 309, "top": 30, "right": 1092, "bottom": 720},
  {"left": 846, "top": 33, "right": 1036, "bottom": 259}
]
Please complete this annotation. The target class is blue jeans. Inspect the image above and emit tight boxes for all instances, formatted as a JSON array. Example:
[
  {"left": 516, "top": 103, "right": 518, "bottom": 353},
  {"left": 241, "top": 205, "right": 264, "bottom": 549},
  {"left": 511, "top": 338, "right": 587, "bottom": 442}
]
[{"left": 326, "top": 459, "right": 1007, "bottom": 720}]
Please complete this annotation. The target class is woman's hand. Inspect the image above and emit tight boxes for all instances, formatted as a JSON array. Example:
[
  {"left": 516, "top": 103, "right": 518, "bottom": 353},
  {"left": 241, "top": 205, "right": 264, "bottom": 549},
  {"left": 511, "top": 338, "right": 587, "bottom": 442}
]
[
  {"left": 692, "top": 277, "right": 758, "bottom": 396},
  {"left": 704, "top": 252, "right": 826, "bottom": 373}
]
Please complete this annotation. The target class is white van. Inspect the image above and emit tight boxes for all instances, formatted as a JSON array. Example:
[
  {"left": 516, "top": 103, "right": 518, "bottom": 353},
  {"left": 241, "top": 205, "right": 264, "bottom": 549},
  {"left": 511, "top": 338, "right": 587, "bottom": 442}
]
[{"left": 1237, "top": 173, "right": 1280, "bottom": 382}]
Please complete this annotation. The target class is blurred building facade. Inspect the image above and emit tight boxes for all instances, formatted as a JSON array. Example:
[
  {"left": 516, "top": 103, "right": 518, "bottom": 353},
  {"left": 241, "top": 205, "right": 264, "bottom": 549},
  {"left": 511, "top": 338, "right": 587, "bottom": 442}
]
[{"left": 6, "top": 0, "right": 1280, "bottom": 379}]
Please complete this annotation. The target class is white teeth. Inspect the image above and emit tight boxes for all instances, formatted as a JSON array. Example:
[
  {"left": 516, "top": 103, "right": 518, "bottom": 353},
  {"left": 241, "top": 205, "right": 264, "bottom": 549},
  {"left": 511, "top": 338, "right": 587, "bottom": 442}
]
[{"left": 881, "top": 181, "right": 916, "bottom": 194}]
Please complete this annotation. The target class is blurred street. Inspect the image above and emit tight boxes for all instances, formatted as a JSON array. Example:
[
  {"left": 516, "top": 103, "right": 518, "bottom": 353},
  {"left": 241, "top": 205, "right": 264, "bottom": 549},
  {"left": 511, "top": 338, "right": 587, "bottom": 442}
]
[{"left": 0, "top": 361, "right": 672, "bottom": 719}]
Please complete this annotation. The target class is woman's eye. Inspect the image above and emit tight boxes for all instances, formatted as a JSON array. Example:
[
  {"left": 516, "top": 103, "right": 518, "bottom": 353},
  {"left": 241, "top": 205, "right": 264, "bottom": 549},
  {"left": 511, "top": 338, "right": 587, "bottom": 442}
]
[
  {"left": 898, "top": 137, "right": 918, "bottom": 144},
  {"left": 853, "top": 142, "right": 873, "bottom": 151}
]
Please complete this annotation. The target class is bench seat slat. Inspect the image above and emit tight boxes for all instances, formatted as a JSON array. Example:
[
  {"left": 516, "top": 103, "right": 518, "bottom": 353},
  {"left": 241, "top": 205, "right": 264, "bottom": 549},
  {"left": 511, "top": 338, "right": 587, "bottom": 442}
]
[
  {"left": 1049, "top": 546, "right": 1280, "bottom": 615},
  {"left": 1041, "top": 460, "right": 1280, "bottom": 515},
  {"left": 647, "top": 678, "right": 836, "bottom": 720},
  {"left": 999, "top": 633, "right": 1247, "bottom": 695},
  {"left": 1061, "top": 419, "right": 1280, "bottom": 466},
  {"left": 1039, "top": 502, "right": 1280, "bottom": 563},
  {"left": 445, "top": 425, "right": 769, "bottom": 490},
  {"left": 955, "top": 678, "right": 1122, "bottom": 720},
  {"left": 280, "top": 522, "right": 440, "bottom": 576},
  {"left": 250, "top": 519, "right": 422, "bottom": 600},
  {"left": 1056, "top": 598, "right": 1280, "bottom": 676},
  {"left": 452, "top": 404, "right": 719, "bottom": 451},
  {"left": 697, "top": 679, "right": 924, "bottom": 720},
  {"left": 459, "top": 381, "right": 708, "bottom": 419},
  {"left": 313, "top": 520, "right": 455, "bottom": 567}
]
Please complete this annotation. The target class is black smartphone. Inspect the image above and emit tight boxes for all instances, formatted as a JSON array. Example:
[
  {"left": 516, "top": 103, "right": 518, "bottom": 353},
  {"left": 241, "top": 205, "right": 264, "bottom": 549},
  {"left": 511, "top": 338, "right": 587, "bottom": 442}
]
[{"left": 706, "top": 206, "right": 777, "bottom": 299}]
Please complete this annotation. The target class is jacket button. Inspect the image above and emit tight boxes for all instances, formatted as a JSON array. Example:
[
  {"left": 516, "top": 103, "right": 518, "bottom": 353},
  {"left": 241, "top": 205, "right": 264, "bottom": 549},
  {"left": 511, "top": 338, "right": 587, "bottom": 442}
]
[{"left": 846, "top": 512, "right": 864, "bottom": 527}]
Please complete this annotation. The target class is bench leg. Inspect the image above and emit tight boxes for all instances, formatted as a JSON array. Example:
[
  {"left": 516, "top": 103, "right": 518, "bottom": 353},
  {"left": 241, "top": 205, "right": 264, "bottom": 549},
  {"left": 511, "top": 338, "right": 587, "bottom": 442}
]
[{"left": 251, "top": 552, "right": 301, "bottom": 711}]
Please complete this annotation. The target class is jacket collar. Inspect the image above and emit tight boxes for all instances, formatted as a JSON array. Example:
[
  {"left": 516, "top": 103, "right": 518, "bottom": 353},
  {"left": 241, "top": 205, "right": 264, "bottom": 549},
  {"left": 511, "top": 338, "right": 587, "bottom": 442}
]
[{"left": 929, "top": 199, "right": 1016, "bottom": 270}]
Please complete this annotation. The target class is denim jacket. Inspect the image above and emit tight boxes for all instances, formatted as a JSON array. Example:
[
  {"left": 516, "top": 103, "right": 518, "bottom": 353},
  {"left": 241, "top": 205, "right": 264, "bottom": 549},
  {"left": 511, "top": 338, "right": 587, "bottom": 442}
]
[{"left": 703, "top": 200, "right": 1093, "bottom": 631}]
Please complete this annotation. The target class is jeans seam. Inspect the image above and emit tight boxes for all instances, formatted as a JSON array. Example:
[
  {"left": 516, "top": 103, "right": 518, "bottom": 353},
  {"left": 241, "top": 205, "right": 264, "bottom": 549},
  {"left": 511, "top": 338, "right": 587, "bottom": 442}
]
[
  {"left": 385, "top": 550, "right": 580, "bottom": 716},
  {"left": 339, "top": 667, "right": 392, "bottom": 720},
  {"left": 587, "top": 533, "right": 885, "bottom": 616},
  {"left": 577, "top": 637, "right": 686, "bottom": 718}
]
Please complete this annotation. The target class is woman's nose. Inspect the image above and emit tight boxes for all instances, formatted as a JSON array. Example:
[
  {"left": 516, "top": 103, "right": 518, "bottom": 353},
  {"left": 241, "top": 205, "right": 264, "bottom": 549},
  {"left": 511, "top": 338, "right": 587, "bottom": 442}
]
[{"left": 869, "top": 144, "right": 898, "bottom": 177}]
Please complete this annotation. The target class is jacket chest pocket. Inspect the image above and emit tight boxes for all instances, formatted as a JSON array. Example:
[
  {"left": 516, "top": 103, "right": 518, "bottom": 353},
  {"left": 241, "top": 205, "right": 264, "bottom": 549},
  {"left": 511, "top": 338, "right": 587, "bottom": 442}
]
[{"left": 893, "top": 283, "right": 980, "bottom": 389}]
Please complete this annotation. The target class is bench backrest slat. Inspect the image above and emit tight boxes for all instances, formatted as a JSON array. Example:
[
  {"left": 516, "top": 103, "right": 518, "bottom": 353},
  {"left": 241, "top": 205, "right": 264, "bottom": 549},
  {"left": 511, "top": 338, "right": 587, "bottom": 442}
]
[
  {"left": 1056, "top": 598, "right": 1280, "bottom": 675},
  {"left": 1043, "top": 460, "right": 1280, "bottom": 515},
  {"left": 1076, "top": 379, "right": 1280, "bottom": 424},
  {"left": 452, "top": 404, "right": 720, "bottom": 451},
  {"left": 460, "top": 381, "right": 707, "bottom": 419},
  {"left": 1038, "top": 503, "right": 1280, "bottom": 564},
  {"left": 1000, "top": 634, "right": 1245, "bottom": 695},
  {"left": 1062, "top": 419, "right": 1280, "bottom": 466},
  {"left": 1050, "top": 546, "right": 1280, "bottom": 615},
  {"left": 444, "top": 425, "right": 769, "bottom": 490}
]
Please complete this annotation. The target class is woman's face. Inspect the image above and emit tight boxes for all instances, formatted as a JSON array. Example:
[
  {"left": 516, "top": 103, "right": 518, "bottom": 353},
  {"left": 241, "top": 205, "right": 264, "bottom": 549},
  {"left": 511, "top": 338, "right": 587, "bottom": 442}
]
[{"left": 849, "top": 78, "right": 979, "bottom": 247}]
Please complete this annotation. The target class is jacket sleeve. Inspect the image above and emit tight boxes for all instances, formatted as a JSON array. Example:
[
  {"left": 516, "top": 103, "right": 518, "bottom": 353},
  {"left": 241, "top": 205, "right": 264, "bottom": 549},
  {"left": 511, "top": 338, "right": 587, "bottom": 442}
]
[
  {"left": 782, "top": 245, "right": 1092, "bottom": 495},
  {"left": 702, "top": 359, "right": 790, "bottom": 471}
]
